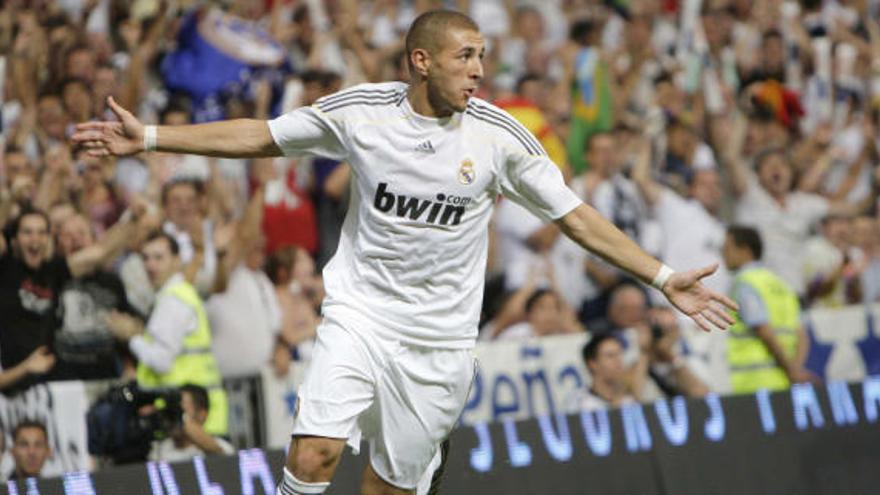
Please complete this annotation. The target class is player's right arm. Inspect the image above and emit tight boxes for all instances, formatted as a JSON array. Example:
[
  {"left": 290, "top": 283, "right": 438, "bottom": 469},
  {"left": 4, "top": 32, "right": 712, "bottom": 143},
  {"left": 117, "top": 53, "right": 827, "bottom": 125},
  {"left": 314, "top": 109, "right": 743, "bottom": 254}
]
[{"left": 73, "top": 97, "right": 283, "bottom": 158}]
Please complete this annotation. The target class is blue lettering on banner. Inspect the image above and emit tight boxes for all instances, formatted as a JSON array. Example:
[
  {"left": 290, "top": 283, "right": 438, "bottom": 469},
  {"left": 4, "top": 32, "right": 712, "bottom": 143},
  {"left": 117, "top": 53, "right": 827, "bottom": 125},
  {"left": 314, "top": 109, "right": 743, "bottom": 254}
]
[
  {"left": 654, "top": 396, "right": 689, "bottom": 446},
  {"left": 284, "top": 392, "right": 297, "bottom": 415},
  {"left": 704, "top": 394, "right": 726, "bottom": 442},
  {"left": 536, "top": 413, "right": 573, "bottom": 462},
  {"left": 469, "top": 422, "right": 493, "bottom": 472},
  {"left": 791, "top": 383, "right": 825, "bottom": 430},
  {"left": 194, "top": 457, "right": 224, "bottom": 495},
  {"left": 863, "top": 375, "right": 880, "bottom": 422},
  {"left": 621, "top": 404, "right": 652, "bottom": 452},
  {"left": 826, "top": 380, "right": 859, "bottom": 426},
  {"left": 502, "top": 418, "right": 532, "bottom": 467},
  {"left": 492, "top": 375, "right": 520, "bottom": 419},
  {"left": 62, "top": 471, "right": 96, "bottom": 495},
  {"left": 756, "top": 389, "right": 776, "bottom": 434},
  {"left": 146, "top": 462, "right": 180, "bottom": 495},
  {"left": 5, "top": 478, "right": 39, "bottom": 495},
  {"left": 522, "top": 369, "right": 556, "bottom": 418},
  {"left": 557, "top": 365, "right": 583, "bottom": 392},
  {"left": 238, "top": 449, "right": 276, "bottom": 495},
  {"left": 579, "top": 409, "right": 612, "bottom": 456}
]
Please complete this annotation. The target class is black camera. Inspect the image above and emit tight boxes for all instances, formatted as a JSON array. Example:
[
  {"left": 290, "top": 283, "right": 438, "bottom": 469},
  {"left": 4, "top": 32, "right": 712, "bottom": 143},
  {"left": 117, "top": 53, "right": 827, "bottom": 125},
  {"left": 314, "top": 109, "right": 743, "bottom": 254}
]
[{"left": 86, "top": 381, "right": 183, "bottom": 464}]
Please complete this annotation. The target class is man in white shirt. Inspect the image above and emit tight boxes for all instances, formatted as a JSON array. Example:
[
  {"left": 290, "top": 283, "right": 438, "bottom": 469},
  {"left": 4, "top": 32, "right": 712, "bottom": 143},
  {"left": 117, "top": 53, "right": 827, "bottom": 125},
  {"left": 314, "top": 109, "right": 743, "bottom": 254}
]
[
  {"left": 563, "top": 334, "right": 635, "bottom": 412},
  {"left": 719, "top": 142, "right": 867, "bottom": 295},
  {"left": 75, "top": 10, "right": 736, "bottom": 495},
  {"left": 631, "top": 140, "right": 731, "bottom": 294}
]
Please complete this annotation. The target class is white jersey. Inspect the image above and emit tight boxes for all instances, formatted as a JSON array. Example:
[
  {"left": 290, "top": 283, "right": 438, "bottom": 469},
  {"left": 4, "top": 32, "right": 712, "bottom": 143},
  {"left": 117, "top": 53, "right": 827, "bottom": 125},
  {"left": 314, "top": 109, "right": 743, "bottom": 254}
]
[{"left": 268, "top": 82, "right": 581, "bottom": 348}]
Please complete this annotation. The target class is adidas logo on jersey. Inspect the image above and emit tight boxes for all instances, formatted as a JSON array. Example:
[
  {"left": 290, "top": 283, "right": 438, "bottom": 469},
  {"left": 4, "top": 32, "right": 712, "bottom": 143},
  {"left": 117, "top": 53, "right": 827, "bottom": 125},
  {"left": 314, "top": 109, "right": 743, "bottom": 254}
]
[
  {"left": 415, "top": 140, "right": 435, "bottom": 154},
  {"left": 373, "top": 182, "right": 471, "bottom": 226}
]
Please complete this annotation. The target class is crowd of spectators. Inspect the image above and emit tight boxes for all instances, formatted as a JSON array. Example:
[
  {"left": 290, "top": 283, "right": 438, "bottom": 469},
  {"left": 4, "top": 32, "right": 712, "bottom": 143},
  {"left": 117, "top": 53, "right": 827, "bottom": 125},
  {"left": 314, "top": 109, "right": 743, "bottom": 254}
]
[{"left": 2, "top": 0, "right": 880, "bottom": 476}]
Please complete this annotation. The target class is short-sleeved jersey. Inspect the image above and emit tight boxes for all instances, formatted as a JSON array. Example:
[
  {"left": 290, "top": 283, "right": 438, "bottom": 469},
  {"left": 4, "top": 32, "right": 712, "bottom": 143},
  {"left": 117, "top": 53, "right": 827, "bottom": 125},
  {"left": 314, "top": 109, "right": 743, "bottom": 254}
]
[{"left": 268, "top": 82, "right": 581, "bottom": 348}]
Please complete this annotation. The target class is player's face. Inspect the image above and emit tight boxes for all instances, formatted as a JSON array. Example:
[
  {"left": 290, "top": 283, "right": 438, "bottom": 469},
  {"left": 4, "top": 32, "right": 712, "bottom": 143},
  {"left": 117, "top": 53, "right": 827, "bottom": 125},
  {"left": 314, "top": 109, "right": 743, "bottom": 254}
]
[{"left": 426, "top": 27, "right": 484, "bottom": 115}]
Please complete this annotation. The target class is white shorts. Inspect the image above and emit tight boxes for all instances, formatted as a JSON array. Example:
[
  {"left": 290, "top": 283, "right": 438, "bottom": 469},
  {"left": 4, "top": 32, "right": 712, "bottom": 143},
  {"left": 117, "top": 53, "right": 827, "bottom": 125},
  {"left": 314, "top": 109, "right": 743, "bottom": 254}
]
[{"left": 292, "top": 316, "right": 475, "bottom": 489}]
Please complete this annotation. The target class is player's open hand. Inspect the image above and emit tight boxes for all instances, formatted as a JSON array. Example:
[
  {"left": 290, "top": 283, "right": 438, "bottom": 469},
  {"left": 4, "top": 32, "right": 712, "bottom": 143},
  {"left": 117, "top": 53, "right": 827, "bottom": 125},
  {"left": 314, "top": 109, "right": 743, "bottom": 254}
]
[
  {"left": 72, "top": 96, "right": 145, "bottom": 157},
  {"left": 662, "top": 264, "right": 738, "bottom": 332}
]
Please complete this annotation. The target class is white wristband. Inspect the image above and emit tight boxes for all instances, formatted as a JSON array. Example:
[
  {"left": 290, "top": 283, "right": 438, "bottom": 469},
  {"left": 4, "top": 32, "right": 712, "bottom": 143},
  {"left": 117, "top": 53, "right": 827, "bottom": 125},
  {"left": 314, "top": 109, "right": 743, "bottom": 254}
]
[
  {"left": 651, "top": 264, "right": 675, "bottom": 290},
  {"left": 143, "top": 125, "right": 157, "bottom": 152}
]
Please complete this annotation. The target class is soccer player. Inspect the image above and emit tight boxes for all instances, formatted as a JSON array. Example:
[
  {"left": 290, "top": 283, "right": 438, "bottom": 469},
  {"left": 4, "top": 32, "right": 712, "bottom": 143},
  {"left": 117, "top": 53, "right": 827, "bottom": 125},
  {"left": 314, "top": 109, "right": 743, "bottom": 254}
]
[{"left": 74, "top": 10, "right": 737, "bottom": 495}]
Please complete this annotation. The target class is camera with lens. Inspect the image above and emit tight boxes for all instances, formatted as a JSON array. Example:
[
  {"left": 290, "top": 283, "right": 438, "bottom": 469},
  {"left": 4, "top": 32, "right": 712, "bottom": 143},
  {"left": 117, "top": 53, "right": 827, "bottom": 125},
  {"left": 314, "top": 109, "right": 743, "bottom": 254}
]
[{"left": 86, "top": 381, "right": 183, "bottom": 464}]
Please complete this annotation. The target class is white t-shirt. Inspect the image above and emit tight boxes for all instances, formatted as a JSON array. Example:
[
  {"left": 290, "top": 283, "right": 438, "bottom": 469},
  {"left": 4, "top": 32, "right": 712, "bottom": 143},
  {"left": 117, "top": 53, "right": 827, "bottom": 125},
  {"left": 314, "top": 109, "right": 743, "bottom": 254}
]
[
  {"left": 207, "top": 265, "right": 282, "bottom": 378},
  {"left": 562, "top": 387, "right": 635, "bottom": 413},
  {"left": 734, "top": 174, "right": 829, "bottom": 294},
  {"left": 655, "top": 189, "right": 730, "bottom": 294},
  {"left": 268, "top": 82, "right": 582, "bottom": 348}
]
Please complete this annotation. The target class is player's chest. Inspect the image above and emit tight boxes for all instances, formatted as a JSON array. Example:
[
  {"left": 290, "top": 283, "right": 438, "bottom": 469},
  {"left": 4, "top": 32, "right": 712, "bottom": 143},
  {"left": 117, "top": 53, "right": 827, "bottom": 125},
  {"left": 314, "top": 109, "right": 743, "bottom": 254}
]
[{"left": 348, "top": 123, "right": 498, "bottom": 195}]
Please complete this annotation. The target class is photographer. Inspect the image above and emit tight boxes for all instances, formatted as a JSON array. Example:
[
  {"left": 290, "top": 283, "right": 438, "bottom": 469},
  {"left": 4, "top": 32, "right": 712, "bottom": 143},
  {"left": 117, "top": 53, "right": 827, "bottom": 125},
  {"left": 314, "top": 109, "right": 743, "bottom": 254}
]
[
  {"left": 105, "top": 231, "right": 227, "bottom": 434},
  {"left": 148, "top": 384, "right": 234, "bottom": 462}
]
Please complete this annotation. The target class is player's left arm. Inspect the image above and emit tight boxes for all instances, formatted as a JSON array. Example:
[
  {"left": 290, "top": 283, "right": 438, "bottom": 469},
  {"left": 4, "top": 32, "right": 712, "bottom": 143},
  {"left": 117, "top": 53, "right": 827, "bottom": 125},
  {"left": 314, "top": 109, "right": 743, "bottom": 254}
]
[
  {"left": 491, "top": 107, "right": 736, "bottom": 331},
  {"left": 555, "top": 203, "right": 737, "bottom": 331}
]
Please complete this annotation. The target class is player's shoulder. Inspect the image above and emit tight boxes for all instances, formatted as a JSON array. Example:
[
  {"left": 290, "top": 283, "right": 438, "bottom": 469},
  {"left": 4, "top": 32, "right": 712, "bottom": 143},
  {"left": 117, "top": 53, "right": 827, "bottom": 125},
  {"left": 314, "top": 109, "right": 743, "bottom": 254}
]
[
  {"left": 463, "top": 98, "right": 546, "bottom": 157},
  {"left": 313, "top": 81, "right": 408, "bottom": 115}
]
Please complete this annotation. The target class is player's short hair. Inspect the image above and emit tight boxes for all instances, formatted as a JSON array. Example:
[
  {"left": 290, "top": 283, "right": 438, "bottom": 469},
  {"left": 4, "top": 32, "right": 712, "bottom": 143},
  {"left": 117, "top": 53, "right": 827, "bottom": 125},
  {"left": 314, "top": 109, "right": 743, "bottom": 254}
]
[
  {"left": 12, "top": 420, "right": 48, "bottom": 442},
  {"left": 404, "top": 10, "right": 480, "bottom": 73},
  {"left": 143, "top": 230, "right": 180, "bottom": 256},
  {"left": 581, "top": 333, "right": 622, "bottom": 364},
  {"left": 727, "top": 225, "right": 763, "bottom": 260},
  {"left": 180, "top": 384, "right": 210, "bottom": 412}
]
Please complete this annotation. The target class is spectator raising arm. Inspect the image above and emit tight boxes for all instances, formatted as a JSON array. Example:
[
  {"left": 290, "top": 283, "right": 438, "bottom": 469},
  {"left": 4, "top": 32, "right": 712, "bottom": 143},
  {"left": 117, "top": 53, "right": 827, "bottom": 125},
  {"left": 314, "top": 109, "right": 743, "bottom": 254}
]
[
  {"left": 67, "top": 201, "right": 152, "bottom": 277},
  {"left": 630, "top": 138, "right": 661, "bottom": 206},
  {"left": 73, "top": 97, "right": 282, "bottom": 158}
]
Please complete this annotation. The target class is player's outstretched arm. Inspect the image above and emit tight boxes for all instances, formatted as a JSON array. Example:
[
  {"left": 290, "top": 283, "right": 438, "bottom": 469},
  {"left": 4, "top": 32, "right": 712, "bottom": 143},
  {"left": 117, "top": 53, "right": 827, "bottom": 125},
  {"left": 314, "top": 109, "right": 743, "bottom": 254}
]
[
  {"left": 556, "top": 203, "right": 738, "bottom": 332},
  {"left": 72, "top": 97, "right": 283, "bottom": 159}
]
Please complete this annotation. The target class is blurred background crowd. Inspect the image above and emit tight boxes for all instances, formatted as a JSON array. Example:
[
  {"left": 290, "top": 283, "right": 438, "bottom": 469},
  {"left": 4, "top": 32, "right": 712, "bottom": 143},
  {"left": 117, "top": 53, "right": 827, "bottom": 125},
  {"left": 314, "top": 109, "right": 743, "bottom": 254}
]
[{"left": 2, "top": 0, "right": 880, "bottom": 477}]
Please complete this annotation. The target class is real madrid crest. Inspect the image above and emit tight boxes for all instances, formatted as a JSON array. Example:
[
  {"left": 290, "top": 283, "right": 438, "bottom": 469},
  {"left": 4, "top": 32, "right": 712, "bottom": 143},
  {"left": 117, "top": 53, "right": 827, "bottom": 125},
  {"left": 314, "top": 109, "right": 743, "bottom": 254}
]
[{"left": 458, "top": 159, "right": 476, "bottom": 185}]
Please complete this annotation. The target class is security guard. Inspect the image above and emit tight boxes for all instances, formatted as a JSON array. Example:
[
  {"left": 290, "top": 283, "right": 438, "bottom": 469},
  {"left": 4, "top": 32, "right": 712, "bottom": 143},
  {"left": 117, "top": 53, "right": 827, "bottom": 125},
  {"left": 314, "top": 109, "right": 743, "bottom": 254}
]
[
  {"left": 722, "top": 226, "right": 812, "bottom": 394},
  {"left": 106, "top": 231, "right": 228, "bottom": 434}
]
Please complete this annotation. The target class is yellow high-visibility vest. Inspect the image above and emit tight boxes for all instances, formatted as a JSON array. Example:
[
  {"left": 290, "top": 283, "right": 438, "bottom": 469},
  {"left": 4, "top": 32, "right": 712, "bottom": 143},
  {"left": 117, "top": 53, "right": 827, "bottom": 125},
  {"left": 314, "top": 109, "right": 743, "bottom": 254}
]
[
  {"left": 137, "top": 279, "right": 228, "bottom": 435},
  {"left": 727, "top": 267, "right": 801, "bottom": 394}
]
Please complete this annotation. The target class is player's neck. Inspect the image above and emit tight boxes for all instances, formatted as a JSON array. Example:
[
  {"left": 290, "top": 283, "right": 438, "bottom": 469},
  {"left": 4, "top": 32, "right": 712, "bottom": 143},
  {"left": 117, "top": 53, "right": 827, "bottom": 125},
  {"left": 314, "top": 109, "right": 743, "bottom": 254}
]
[{"left": 406, "top": 84, "right": 453, "bottom": 119}]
